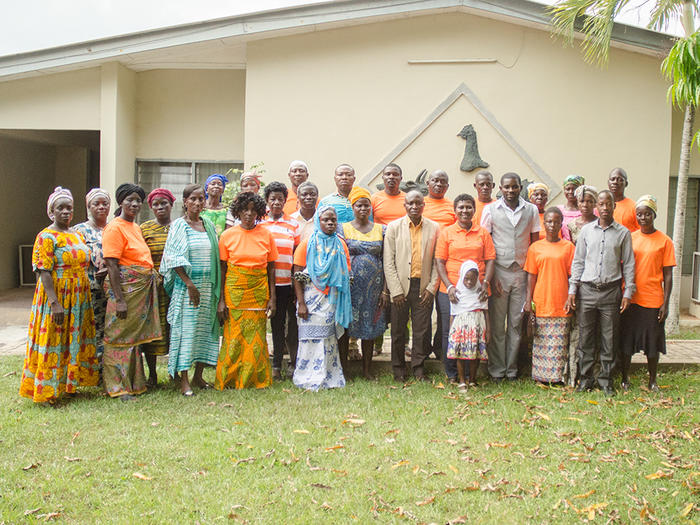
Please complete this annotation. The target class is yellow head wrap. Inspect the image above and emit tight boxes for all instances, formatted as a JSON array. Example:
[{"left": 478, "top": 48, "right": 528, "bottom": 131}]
[
  {"left": 348, "top": 186, "right": 371, "bottom": 205},
  {"left": 527, "top": 182, "right": 549, "bottom": 200},
  {"left": 635, "top": 194, "right": 657, "bottom": 216}
]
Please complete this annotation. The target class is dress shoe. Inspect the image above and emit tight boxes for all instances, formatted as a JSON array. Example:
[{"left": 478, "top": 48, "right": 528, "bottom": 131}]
[
  {"left": 602, "top": 386, "right": 616, "bottom": 397},
  {"left": 620, "top": 381, "right": 630, "bottom": 392},
  {"left": 575, "top": 380, "right": 593, "bottom": 392}
]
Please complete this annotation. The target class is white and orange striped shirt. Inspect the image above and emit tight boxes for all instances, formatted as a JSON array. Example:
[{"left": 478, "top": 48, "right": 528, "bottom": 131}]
[{"left": 261, "top": 214, "right": 301, "bottom": 286}]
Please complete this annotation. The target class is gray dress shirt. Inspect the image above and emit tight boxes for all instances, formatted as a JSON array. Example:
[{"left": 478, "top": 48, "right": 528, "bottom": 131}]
[{"left": 568, "top": 220, "right": 636, "bottom": 299}]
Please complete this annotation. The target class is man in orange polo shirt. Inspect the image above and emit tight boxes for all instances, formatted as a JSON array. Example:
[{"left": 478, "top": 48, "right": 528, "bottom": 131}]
[
  {"left": 371, "top": 163, "right": 406, "bottom": 225},
  {"left": 608, "top": 167, "right": 639, "bottom": 232},
  {"left": 283, "top": 160, "right": 313, "bottom": 216},
  {"left": 473, "top": 170, "right": 495, "bottom": 225}
]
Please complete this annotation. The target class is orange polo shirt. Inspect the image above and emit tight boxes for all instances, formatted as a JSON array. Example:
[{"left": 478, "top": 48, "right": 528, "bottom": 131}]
[
  {"left": 371, "top": 190, "right": 406, "bottom": 225},
  {"left": 523, "top": 239, "right": 576, "bottom": 318},
  {"left": 474, "top": 199, "right": 494, "bottom": 226},
  {"left": 409, "top": 219, "right": 423, "bottom": 278},
  {"left": 102, "top": 217, "right": 154, "bottom": 268},
  {"left": 630, "top": 230, "right": 676, "bottom": 308},
  {"left": 423, "top": 196, "right": 456, "bottom": 230},
  {"left": 435, "top": 222, "right": 496, "bottom": 293},
  {"left": 614, "top": 197, "right": 639, "bottom": 232},
  {"left": 219, "top": 224, "right": 279, "bottom": 269}
]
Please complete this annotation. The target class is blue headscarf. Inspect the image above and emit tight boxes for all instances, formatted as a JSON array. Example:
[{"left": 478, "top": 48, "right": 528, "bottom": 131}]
[
  {"left": 306, "top": 205, "right": 352, "bottom": 328},
  {"left": 204, "top": 173, "right": 228, "bottom": 197}
]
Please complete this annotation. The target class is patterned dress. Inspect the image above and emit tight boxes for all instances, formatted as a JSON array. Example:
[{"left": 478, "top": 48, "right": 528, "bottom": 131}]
[
  {"left": 19, "top": 228, "right": 99, "bottom": 403},
  {"left": 74, "top": 221, "right": 107, "bottom": 360},
  {"left": 341, "top": 222, "right": 386, "bottom": 339},
  {"left": 140, "top": 220, "right": 170, "bottom": 356},
  {"left": 160, "top": 218, "right": 220, "bottom": 377},
  {"left": 201, "top": 208, "right": 227, "bottom": 237}
]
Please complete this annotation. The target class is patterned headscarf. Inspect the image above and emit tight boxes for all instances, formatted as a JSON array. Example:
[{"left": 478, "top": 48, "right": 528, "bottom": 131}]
[
  {"left": 348, "top": 186, "right": 371, "bottom": 205},
  {"left": 527, "top": 182, "right": 550, "bottom": 200},
  {"left": 306, "top": 205, "right": 352, "bottom": 328},
  {"left": 240, "top": 171, "right": 262, "bottom": 188},
  {"left": 205, "top": 173, "right": 228, "bottom": 197},
  {"left": 574, "top": 184, "right": 598, "bottom": 203},
  {"left": 563, "top": 175, "right": 585, "bottom": 188},
  {"left": 635, "top": 194, "right": 658, "bottom": 216},
  {"left": 147, "top": 188, "right": 175, "bottom": 207},
  {"left": 47, "top": 186, "right": 73, "bottom": 220},
  {"left": 85, "top": 188, "right": 110, "bottom": 208}
]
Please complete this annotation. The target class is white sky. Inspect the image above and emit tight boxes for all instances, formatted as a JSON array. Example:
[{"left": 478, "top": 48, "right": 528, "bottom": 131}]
[{"left": 0, "top": 0, "right": 691, "bottom": 57}]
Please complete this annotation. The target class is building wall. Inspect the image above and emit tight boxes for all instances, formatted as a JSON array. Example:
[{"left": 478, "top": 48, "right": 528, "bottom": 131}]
[
  {"left": 244, "top": 12, "right": 671, "bottom": 230},
  {"left": 136, "top": 69, "right": 246, "bottom": 161},
  {"left": 0, "top": 68, "right": 101, "bottom": 130}
]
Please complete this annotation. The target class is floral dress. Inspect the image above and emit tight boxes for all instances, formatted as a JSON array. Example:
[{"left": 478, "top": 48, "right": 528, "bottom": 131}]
[{"left": 19, "top": 228, "right": 99, "bottom": 403}]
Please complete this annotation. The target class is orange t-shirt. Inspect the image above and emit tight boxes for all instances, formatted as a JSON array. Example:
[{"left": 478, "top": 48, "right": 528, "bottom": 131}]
[
  {"left": 423, "top": 196, "right": 456, "bottom": 230},
  {"left": 614, "top": 197, "right": 639, "bottom": 232},
  {"left": 435, "top": 222, "right": 496, "bottom": 293},
  {"left": 371, "top": 190, "right": 406, "bottom": 225},
  {"left": 523, "top": 239, "right": 575, "bottom": 318},
  {"left": 474, "top": 199, "right": 494, "bottom": 226},
  {"left": 219, "top": 224, "right": 279, "bottom": 268},
  {"left": 102, "top": 217, "right": 154, "bottom": 268},
  {"left": 630, "top": 229, "right": 676, "bottom": 308}
]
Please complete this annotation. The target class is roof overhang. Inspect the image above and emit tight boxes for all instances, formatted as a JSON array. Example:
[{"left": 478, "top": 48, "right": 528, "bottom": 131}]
[{"left": 0, "top": 0, "right": 675, "bottom": 82}]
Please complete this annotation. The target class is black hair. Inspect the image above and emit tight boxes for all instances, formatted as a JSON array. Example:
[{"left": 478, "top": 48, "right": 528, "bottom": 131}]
[
  {"left": 297, "top": 181, "right": 318, "bottom": 195},
  {"left": 500, "top": 172, "right": 522, "bottom": 186},
  {"left": 544, "top": 206, "right": 563, "bottom": 220},
  {"left": 453, "top": 193, "right": 476, "bottom": 210},
  {"left": 475, "top": 170, "right": 493, "bottom": 182},
  {"left": 384, "top": 163, "right": 402, "bottom": 176},
  {"left": 183, "top": 184, "right": 204, "bottom": 201},
  {"left": 114, "top": 183, "right": 146, "bottom": 216},
  {"left": 264, "top": 181, "right": 288, "bottom": 201},
  {"left": 230, "top": 192, "right": 267, "bottom": 220},
  {"left": 598, "top": 189, "right": 614, "bottom": 203}
]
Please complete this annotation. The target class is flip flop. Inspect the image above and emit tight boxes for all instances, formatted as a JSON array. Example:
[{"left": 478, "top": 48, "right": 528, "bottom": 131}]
[{"left": 182, "top": 390, "right": 195, "bottom": 397}]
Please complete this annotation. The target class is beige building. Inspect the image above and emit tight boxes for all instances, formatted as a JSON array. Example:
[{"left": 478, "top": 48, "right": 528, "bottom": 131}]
[{"left": 0, "top": 0, "right": 698, "bottom": 306}]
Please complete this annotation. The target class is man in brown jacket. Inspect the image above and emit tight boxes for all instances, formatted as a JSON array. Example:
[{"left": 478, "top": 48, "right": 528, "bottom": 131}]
[{"left": 384, "top": 190, "right": 440, "bottom": 381}]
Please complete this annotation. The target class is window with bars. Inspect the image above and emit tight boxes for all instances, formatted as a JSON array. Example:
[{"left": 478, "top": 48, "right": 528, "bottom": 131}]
[{"left": 136, "top": 160, "right": 243, "bottom": 222}]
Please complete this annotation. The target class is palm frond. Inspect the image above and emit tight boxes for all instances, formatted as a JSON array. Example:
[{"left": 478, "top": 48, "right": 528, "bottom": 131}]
[
  {"left": 661, "top": 30, "right": 700, "bottom": 107},
  {"left": 648, "top": 0, "right": 688, "bottom": 32}
]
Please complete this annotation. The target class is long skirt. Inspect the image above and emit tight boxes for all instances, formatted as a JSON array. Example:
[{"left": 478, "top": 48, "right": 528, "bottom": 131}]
[
  {"left": 620, "top": 304, "right": 666, "bottom": 359},
  {"left": 141, "top": 282, "right": 169, "bottom": 357},
  {"left": 90, "top": 284, "right": 107, "bottom": 362},
  {"left": 532, "top": 317, "right": 570, "bottom": 383},
  {"left": 102, "top": 266, "right": 162, "bottom": 397},
  {"left": 293, "top": 284, "right": 346, "bottom": 391},
  {"left": 447, "top": 310, "right": 488, "bottom": 360},
  {"left": 215, "top": 265, "right": 271, "bottom": 390}
]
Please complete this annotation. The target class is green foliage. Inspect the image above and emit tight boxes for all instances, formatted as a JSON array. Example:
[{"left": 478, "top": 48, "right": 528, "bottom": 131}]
[
  {"left": 662, "top": 30, "right": 700, "bottom": 108},
  {"left": 649, "top": 0, "right": 697, "bottom": 32},
  {"left": 221, "top": 162, "right": 266, "bottom": 208}
]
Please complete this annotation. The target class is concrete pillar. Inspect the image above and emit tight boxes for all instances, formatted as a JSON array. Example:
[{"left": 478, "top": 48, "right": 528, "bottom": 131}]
[{"left": 100, "top": 62, "right": 136, "bottom": 196}]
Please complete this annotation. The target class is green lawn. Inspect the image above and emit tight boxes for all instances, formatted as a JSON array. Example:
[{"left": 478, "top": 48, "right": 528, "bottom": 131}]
[{"left": 1, "top": 355, "right": 698, "bottom": 524}]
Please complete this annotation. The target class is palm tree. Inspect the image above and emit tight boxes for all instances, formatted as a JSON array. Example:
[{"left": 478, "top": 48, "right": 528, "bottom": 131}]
[{"left": 548, "top": 0, "right": 700, "bottom": 333}]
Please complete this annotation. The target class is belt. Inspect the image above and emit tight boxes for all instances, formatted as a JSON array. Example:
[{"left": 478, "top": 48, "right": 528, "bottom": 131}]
[{"left": 582, "top": 279, "right": 621, "bottom": 291}]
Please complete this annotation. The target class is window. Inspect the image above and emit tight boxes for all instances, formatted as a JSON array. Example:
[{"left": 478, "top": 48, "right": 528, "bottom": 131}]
[
  {"left": 136, "top": 159, "right": 242, "bottom": 222},
  {"left": 667, "top": 176, "right": 700, "bottom": 275}
]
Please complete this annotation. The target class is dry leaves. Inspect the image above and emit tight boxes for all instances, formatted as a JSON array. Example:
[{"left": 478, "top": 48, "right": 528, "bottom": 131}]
[{"left": 132, "top": 472, "right": 152, "bottom": 481}]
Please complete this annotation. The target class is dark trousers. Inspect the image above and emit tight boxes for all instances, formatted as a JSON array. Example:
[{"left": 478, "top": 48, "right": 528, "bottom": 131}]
[
  {"left": 578, "top": 282, "right": 621, "bottom": 388},
  {"left": 436, "top": 291, "right": 457, "bottom": 380},
  {"left": 271, "top": 285, "right": 298, "bottom": 370},
  {"left": 390, "top": 278, "right": 433, "bottom": 379}
]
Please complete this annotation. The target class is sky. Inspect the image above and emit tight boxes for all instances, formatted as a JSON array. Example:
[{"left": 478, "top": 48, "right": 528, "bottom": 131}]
[{"left": 0, "top": 0, "right": 692, "bottom": 57}]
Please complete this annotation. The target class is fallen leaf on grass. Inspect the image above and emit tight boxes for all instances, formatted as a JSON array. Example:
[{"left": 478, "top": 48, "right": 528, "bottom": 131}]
[
  {"left": 320, "top": 502, "right": 333, "bottom": 510},
  {"left": 464, "top": 481, "right": 480, "bottom": 491},
  {"left": 385, "top": 428, "right": 400, "bottom": 436},
  {"left": 325, "top": 445, "right": 344, "bottom": 452},
  {"left": 534, "top": 411, "right": 551, "bottom": 421},
  {"left": 293, "top": 429, "right": 310, "bottom": 434},
  {"left": 449, "top": 464, "right": 459, "bottom": 473},
  {"left": 22, "top": 463, "right": 40, "bottom": 471},
  {"left": 572, "top": 489, "right": 595, "bottom": 499},
  {"left": 332, "top": 469, "right": 347, "bottom": 476},
  {"left": 645, "top": 470, "right": 673, "bottom": 480},
  {"left": 24, "top": 508, "right": 40, "bottom": 516},
  {"left": 587, "top": 400, "right": 598, "bottom": 405},
  {"left": 306, "top": 457, "right": 323, "bottom": 471},
  {"left": 680, "top": 502, "right": 695, "bottom": 517},
  {"left": 391, "top": 460, "right": 409, "bottom": 470},
  {"left": 486, "top": 442, "right": 512, "bottom": 449},
  {"left": 434, "top": 382, "right": 445, "bottom": 389},
  {"left": 132, "top": 472, "right": 152, "bottom": 481},
  {"left": 564, "top": 417, "right": 582, "bottom": 422},
  {"left": 40, "top": 512, "right": 61, "bottom": 521},
  {"left": 447, "top": 516, "right": 467, "bottom": 524},
  {"left": 207, "top": 401, "right": 216, "bottom": 406},
  {"left": 2, "top": 371, "right": 17, "bottom": 377},
  {"left": 415, "top": 496, "right": 435, "bottom": 506},
  {"left": 232, "top": 457, "right": 256, "bottom": 466},
  {"left": 311, "top": 483, "right": 332, "bottom": 490},
  {"left": 342, "top": 418, "right": 366, "bottom": 426}
]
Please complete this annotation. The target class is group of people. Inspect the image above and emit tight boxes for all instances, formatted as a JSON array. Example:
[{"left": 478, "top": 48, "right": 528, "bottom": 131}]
[{"left": 19, "top": 161, "right": 674, "bottom": 405}]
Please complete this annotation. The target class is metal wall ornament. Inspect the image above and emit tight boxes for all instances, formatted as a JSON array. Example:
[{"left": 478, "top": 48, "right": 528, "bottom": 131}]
[{"left": 458, "top": 124, "right": 489, "bottom": 172}]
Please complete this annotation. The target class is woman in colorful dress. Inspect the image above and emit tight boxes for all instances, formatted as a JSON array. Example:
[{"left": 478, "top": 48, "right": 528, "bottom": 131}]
[
  {"left": 102, "top": 183, "right": 162, "bottom": 401},
  {"left": 620, "top": 195, "right": 675, "bottom": 391},
  {"left": 528, "top": 182, "right": 551, "bottom": 241},
  {"left": 557, "top": 175, "right": 585, "bottom": 240},
  {"left": 562, "top": 185, "right": 598, "bottom": 245},
  {"left": 216, "top": 192, "right": 278, "bottom": 389},
  {"left": 139, "top": 188, "right": 175, "bottom": 387},
  {"left": 292, "top": 206, "right": 351, "bottom": 391},
  {"left": 523, "top": 207, "right": 576, "bottom": 384},
  {"left": 74, "top": 188, "right": 110, "bottom": 369},
  {"left": 201, "top": 173, "right": 229, "bottom": 237},
  {"left": 160, "top": 184, "right": 221, "bottom": 396},
  {"left": 338, "top": 187, "right": 387, "bottom": 379},
  {"left": 20, "top": 187, "right": 99, "bottom": 404}
]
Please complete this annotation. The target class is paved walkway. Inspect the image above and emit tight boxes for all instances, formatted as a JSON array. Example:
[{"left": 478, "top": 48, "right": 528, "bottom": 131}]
[{"left": 2, "top": 287, "right": 699, "bottom": 368}]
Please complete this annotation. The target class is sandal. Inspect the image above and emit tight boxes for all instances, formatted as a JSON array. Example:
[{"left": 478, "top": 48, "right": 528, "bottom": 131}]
[
  {"left": 458, "top": 383, "right": 468, "bottom": 392},
  {"left": 181, "top": 390, "right": 195, "bottom": 397}
]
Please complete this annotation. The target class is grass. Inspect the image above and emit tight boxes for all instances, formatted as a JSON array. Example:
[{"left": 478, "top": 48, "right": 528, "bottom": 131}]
[
  {"left": 668, "top": 326, "right": 700, "bottom": 340},
  {"left": 0, "top": 356, "right": 698, "bottom": 524}
]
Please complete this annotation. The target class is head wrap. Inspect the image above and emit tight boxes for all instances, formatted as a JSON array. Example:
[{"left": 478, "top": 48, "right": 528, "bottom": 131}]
[
  {"left": 527, "top": 182, "right": 549, "bottom": 200},
  {"left": 47, "top": 186, "right": 73, "bottom": 220},
  {"left": 288, "top": 160, "right": 309, "bottom": 172},
  {"left": 147, "top": 188, "right": 175, "bottom": 207},
  {"left": 114, "top": 183, "right": 146, "bottom": 216},
  {"left": 635, "top": 194, "right": 658, "bottom": 216},
  {"left": 85, "top": 188, "right": 110, "bottom": 208},
  {"left": 348, "top": 186, "right": 371, "bottom": 205},
  {"left": 451, "top": 260, "right": 482, "bottom": 316},
  {"left": 240, "top": 171, "right": 262, "bottom": 188},
  {"left": 204, "top": 173, "right": 228, "bottom": 197},
  {"left": 574, "top": 184, "right": 598, "bottom": 203},
  {"left": 563, "top": 175, "right": 585, "bottom": 188},
  {"left": 306, "top": 205, "right": 352, "bottom": 328}
]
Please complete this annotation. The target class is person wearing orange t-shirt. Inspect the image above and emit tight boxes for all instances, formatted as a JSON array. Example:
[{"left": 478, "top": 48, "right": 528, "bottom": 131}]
[
  {"left": 435, "top": 193, "right": 495, "bottom": 383},
  {"left": 608, "top": 167, "right": 639, "bottom": 232},
  {"left": 371, "top": 163, "right": 406, "bottom": 225},
  {"left": 523, "top": 207, "right": 576, "bottom": 384},
  {"left": 473, "top": 170, "right": 495, "bottom": 226},
  {"left": 620, "top": 195, "right": 675, "bottom": 392},
  {"left": 283, "top": 160, "right": 319, "bottom": 216}
]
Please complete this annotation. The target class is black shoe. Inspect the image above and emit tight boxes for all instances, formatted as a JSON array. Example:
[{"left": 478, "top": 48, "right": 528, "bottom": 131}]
[
  {"left": 506, "top": 376, "right": 518, "bottom": 382},
  {"left": 621, "top": 381, "right": 630, "bottom": 392},
  {"left": 602, "top": 386, "right": 616, "bottom": 397},
  {"left": 575, "top": 380, "right": 593, "bottom": 392},
  {"left": 491, "top": 376, "right": 504, "bottom": 384}
]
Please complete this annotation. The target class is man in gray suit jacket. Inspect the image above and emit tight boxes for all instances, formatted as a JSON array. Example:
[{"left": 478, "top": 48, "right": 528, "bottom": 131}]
[{"left": 384, "top": 191, "right": 440, "bottom": 381}]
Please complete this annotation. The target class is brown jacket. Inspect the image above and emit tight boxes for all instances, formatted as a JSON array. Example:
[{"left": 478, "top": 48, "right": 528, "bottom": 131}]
[{"left": 383, "top": 215, "right": 440, "bottom": 299}]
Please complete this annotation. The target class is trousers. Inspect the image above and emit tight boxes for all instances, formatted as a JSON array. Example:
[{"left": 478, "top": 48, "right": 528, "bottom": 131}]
[
  {"left": 488, "top": 265, "right": 527, "bottom": 379},
  {"left": 270, "top": 285, "right": 299, "bottom": 370},
  {"left": 390, "top": 278, "right": 433, "bottom": 379},
  {"left": 436, "top": 291, "right": 457, "bottom": 379}
]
